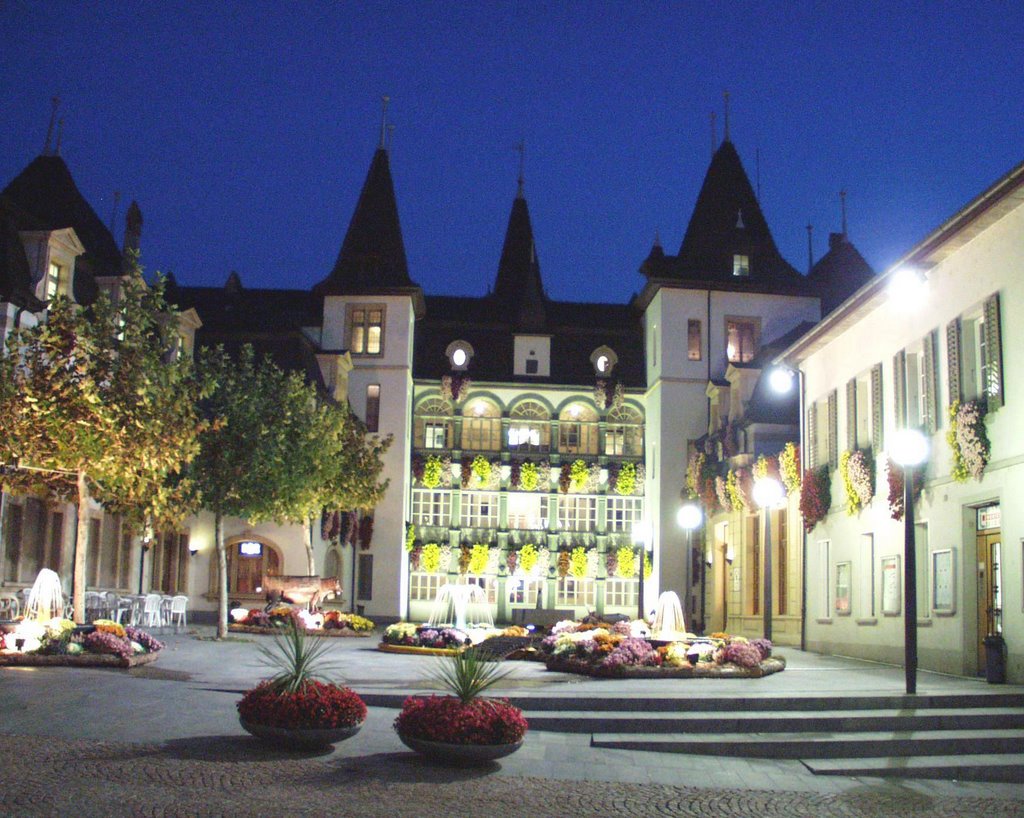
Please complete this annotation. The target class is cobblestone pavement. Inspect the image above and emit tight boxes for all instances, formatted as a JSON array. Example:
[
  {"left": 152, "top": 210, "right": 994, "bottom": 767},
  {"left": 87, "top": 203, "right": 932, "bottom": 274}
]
[{"left": 3, "top": 734, "right": 1023, "bottom": 818}]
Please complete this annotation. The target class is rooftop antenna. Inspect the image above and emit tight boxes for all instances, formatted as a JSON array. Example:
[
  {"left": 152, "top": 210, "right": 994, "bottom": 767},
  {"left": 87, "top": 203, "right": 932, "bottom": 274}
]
[
  {"left": 710, "top": 111, "right": 717, "bottom": 156},
  {"left": 379, "top": 95, "right": 390, "bottom": 150},
  {"left": 839, "top": 189, "right": 848, "bottom": 237},
  {"left": 55, "top": 116, "right": 65, "bottom": 156},
  {"left": 43, "top": 96, "right": 60, "bottom": 155},
  {"left": 806, "top": 223, "right": 814, "bottom": 274},
  {"left": 723, "top": 90, "right": 730, "bottom": 141},
  {"left": 386, "top": 123, "right": 395, "bottom": 151},
  {"left": 515, "top": 139, "right": 525, "bottom": 197},
  {"left": 109, "top": 190, "right": 121, "bottom": 233}
]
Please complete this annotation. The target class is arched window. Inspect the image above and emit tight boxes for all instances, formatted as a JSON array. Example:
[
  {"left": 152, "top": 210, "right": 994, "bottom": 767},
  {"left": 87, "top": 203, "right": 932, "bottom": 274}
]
[
  {"left": 558, "top": 402, "right": 599, "bottom": 454},
  {"left": 414, "top": 397, "right": 454, "bottom": 450},
  {"left": 225, "top": 538, "right": 281, "bottom": 596},
  {"left": 605, "top": 404, "right": 644, "bottom": 457},
  {"left": 324, "top": 547, "right": 342, "bottom": 582},
  {"left": 509, "top": 400, "right": 551, "bottom": 453},
  {"left": 462, "top": 398, "right": 502, "bottom": 451}
]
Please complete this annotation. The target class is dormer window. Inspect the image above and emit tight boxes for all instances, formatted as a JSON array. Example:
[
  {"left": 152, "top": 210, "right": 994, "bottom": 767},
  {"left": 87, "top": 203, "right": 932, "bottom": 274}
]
[
  {"left": 43, "top": 261, "right": 62, "bottom": 300},
  {"left": 590, "top": 345, "right": 618, "bottom": 376},
  {"left": 732, "top": 254, "right": 750, "bottom": 277},
  {"left": 445, "top": 340, "right": 474, "bottom": 371}
]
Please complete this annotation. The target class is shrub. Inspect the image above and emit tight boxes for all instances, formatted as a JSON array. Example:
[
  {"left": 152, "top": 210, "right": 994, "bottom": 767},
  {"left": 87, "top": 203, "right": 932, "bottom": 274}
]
[
  {"left": 238, "top": 680, "right": 366, "bottom": 729},
  {"left": 394, "top": 695, "right": 527, "bottom": 745}
]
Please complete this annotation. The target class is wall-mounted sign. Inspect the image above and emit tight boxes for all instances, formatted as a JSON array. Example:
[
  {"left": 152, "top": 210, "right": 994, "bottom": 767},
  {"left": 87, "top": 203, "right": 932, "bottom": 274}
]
[
  {"left": 932, "top": 548, "right": 956, "bottom": 614},
  {"left": 239, "top": 541, "right": 263, "bottom": 557},
  {"left": 977, "top": 505, "right": 1001, "bottom": 531},
  {"left": 882, "top": 556, "right": 901, "bottom": 615}
]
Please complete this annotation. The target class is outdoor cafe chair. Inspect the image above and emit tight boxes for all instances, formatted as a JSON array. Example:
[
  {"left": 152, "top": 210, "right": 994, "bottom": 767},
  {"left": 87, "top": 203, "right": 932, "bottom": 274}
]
[
  {"left": 169, "top": 595, "right": 188, "bottom": 629},
  {"left": 142, "top": 594, "right": 163, "bottom": 628}
]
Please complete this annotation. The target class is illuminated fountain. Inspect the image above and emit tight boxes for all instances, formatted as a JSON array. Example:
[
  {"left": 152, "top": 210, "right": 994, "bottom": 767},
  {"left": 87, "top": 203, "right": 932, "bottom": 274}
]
[
  {"left": 427, "top": 583, "right": 493, "bottom": 632},
  {"left": 2, "top": 569, "right": 67, "bottom": 653},
  {"left": 649, "top": 591, "right": 689, "bottom": 642}
]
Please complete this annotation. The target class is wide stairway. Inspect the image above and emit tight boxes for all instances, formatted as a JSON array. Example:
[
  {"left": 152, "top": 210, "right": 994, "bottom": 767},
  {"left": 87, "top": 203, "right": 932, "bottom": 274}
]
[{"left": 516, "top": 691, "right": 1024, "bottom": 782}]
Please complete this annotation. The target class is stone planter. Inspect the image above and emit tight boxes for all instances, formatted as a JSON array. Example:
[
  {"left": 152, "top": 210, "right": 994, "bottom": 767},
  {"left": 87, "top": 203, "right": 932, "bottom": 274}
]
[
  {"left": 239, "top": 718, "right": 362, "bottom": 750},
  {"left": 396, "top": 733, "right": 523, "bottom": 764},
  {"left": 0, "top": 650, "right": 160, "bottom": 669}
]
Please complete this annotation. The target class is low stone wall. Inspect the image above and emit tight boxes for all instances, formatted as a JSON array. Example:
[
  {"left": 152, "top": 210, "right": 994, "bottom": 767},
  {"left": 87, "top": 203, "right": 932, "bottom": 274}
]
[
  {"left": 545, "top": 655, "right": 786, "bottom": 679},
  {"left": 0, "top": 650, "right": 160, "bottom": 669}
]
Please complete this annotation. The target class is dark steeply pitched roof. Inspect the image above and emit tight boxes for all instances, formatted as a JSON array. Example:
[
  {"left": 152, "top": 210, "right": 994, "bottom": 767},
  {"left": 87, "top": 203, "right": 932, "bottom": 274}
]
[
  {"left": 414, "top": 295, "right": 645, "bottom": 388},
  {"left": 642, "top": 140, "right": 811, "bottom": 296},
  {"left": 315, "top": 148, "right": 416, "bottom": 295},
  {"left": 807, "top": 232, "right": 876, "bottom": 315},
  {"left": 1, "top": 154, "right": 121, "bottom": 304},
  {"left": 0, "top": 196, "right": 46, "bottom": 311},
  {"left": 491, "top": 193, "right": 547, "bottom": 331}
]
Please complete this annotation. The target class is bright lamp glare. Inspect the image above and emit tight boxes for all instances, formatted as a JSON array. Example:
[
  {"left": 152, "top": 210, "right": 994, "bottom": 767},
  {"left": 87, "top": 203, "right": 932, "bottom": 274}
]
[
  {"left": 752, "top": 477, "right": 784, "bottom": 509},
  {"left": 677, "top": 503, "right": 703, "bottom": 530},
  {"left": 632, "top": 522, "right": 653, "bottom": 549},
  {"left": 888, "top": 267, "right": 926, "bottom": 304},
  {"left": 891, "top": 428, "right": 929, "bottom": 466},
  {"left": 769, "top": 367, "right": 796, "bottom": 395}
]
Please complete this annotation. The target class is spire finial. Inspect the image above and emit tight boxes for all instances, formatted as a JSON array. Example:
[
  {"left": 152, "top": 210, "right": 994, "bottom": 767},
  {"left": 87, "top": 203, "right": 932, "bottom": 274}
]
[
  {"left": 109, "top": 190, "right": 121, "bottom": 233},
  {"left": 806, "top": 223, "right": 814, "bottom": 274},
  {"left": 55, "top": 116, "right": 64, "bottom": 156},
  {"left": 44, "top": 96, "right": 60, "bottom": 155},
  {"left": 379, "top": 95, "right": 390, "bottom": 150},
  {"left": 654, "top": 229, "right": 662, "bottom": 248},
  {"left": 386, "top": 123, "right": 395, "bottom": 151},
  {"left": 710, "top": 111, "right": 717, "bottom": 157},
  {"left": 839, "top": 189, "right": 848, "bottom": 237},
  {"left": 515, "top": 139, "right": 525, "bottom": 198},
  {"left": 723, "top": 90, "right": 730, "bottom": 141}
]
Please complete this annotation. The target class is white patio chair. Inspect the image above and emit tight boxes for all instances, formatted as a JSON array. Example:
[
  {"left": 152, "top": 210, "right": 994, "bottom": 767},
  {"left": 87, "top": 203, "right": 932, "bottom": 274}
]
[
  {"left": 159, "top": 596, "right": 173, "bottom": 626},
  {"left": 142, "top": 594, "right": 163, "bottom": 628},
  {"left": 104, "top": 591, "right": 120, "bottom": 621},
  {"left": 169, "top": 595, "right": 188, "bottom": 629}
]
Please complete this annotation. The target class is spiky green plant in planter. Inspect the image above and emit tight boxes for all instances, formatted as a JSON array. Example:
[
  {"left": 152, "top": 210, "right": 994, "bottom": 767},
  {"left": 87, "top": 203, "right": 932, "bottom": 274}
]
[
  {"left": 394, "top": 650, "right": 528, "bottom": 758},
  {"left": 237, "top": 619, "right": 366, "bottom": 748}
]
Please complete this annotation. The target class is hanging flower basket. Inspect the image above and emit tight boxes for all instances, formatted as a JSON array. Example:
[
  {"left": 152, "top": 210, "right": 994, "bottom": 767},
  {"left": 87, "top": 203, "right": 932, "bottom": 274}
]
[
  {"left": 948, "top": 399, "right": 990, "bottom": 482},
  {"left": 799, "top": 466, "right": 832, "bottom": 532},
  {"left": 440, "top": 373, "right": 471, "bottom": 403},
  {"left": 839, "top": 449, "right": 874, "bottom": 516}
]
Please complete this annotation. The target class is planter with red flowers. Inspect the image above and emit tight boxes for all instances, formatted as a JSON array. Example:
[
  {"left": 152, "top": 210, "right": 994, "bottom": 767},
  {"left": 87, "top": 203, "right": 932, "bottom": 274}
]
[
  {"left": 394, "top": 650, "right": 528, "bottom": 764},
  {"left": 237, "top": 619, "right": 366, "bottom": 750}
]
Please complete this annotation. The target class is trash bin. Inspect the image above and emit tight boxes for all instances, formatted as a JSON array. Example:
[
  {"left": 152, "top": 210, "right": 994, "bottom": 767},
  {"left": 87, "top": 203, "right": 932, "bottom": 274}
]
[{"left": 984, "top": 634, "right": 1006, "bottom": 684}]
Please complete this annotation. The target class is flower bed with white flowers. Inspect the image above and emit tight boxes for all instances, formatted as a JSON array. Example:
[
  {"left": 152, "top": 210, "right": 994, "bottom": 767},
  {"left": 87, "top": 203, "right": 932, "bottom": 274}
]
[{"left": 0, "top": 618, "right": 163, "bottom": 669}]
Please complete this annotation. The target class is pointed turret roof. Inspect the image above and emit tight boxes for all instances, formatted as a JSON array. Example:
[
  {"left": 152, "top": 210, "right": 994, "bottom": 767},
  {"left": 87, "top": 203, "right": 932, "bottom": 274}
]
[
  {"left": 807, "top": 232, "right": 876, "bottom": 315},
  {"left": 492, "top": 191, "right": 547, "bottom": 331},
  {"left": 315, "top": 147, "right": 415, "bottom": 296},
  {"left": 649, "top": 140, "right": 807, "bottom": 292},
  {"left": 1, "top": 154, "right": 120, "bottom": 303}
]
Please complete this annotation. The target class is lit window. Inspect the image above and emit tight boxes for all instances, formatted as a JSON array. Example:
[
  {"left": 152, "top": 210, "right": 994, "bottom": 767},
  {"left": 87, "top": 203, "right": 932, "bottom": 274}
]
[
  {"left": 424, "top": 422, "right": 447, "bottom": 449},
  {"left": 446, "top": 340, "right": 474, "bottom": 371},
  {"left": 507, "top": 494, "right": 549, "bottom": 530},
  {"left": 687, "top": 320, "right": 701, "bottom": 361},
  {"left": 44, "top": 262, "right": 61, "bottom": 300},
  {"left": 350, "top": 307, "right": 384, "bottom": 355},
  {"left": 452, "top": 348, "right": 467, "bottom": 367},
  {"left": 461, "top": 492, "right": 499, "bottom": 528},
  {"left": 365, "top": 384, "right": 380, "bottom": 432},
  {"left": 726, "top": 319, "right": 758, "bottom": 363},
  {"left": 591, "top": 346, "right": 617, "bottom": 375},
  {"left": 733, "top": 254, "right": 750, "bottom": 277}
]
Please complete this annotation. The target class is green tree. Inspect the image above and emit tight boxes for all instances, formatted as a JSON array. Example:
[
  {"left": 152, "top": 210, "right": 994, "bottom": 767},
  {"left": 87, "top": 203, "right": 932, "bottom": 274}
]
[
  {"left": 190, "top": 346, "right": 390, "bottom": 638},
  {"left": 0, "top": 262, "right": 204, "bottom": 622}
]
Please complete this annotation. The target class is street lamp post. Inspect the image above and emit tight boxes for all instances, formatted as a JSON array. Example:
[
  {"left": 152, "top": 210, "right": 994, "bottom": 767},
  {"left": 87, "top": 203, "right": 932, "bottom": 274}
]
[
  {"left": 753, "top": 477, "right": 784, "bottom": 643},
  {"left": 677, "top": 502, "right": 704, "bottom": 633},
  {"left": 632, "top": 522, "right": 652, "bottom": 622},
  {"left": 892, "top": 428, "right": 929, "bottom": 695}
]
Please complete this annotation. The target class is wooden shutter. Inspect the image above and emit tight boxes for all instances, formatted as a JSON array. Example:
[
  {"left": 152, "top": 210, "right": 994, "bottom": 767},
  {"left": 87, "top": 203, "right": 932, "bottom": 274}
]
[
  {"left": 892, "top": 350, "right": 907, "bottom": 430},
  {"left": 846, "top": 379, "right": 857, "bottom": 451},
  {"left": 946, "top": 318, "right": 962, "bottom": 406},
  {"left": 922, "top": 331, "right": 939, "bottom": 433},
  {"left": 984, "top": 293, "right": 1003, "bottom": 411},
  {"left": 871, "top": 363, "right": 884, "bottom": 454},
  {"left": 827, "top": 390, "right": 838, "bottom": 470}
]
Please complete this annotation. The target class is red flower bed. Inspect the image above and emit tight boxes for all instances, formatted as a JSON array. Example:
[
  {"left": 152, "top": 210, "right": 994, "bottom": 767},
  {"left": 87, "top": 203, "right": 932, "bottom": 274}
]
[
  {"left": 394, "top": 695, "right": 528, "bottom": 746},
  {"left": 237, "top": 680, "right": 366, "bottom": 729}
]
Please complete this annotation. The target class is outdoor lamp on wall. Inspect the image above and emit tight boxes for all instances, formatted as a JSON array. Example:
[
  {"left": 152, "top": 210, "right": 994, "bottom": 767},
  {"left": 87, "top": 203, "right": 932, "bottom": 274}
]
[
  {"left": 188, "top": 542, "right": 200, "bottom": 557},
  {"left": 753, "top": 476, "right": 785, "bottom": 642},
  {"left": 891, "top": 427, "right": 929, "bottom": 695}
]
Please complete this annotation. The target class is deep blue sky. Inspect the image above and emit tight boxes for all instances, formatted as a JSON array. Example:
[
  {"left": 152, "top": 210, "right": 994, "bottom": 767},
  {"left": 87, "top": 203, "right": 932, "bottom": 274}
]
[{"left": 2, "top": 3, "right": 1022, "bottom": 304}]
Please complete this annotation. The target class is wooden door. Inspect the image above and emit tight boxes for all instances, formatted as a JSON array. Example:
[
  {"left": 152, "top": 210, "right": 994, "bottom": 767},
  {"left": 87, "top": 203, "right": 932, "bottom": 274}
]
[{"left": 977, "top": 530, "right": 1002, "bottom": 668}]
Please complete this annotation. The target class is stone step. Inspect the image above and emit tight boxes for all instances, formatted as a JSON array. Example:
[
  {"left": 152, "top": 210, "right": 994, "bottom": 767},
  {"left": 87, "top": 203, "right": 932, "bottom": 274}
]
[
  {"left": 802, "top": 754, "right": 1024, "bottom": 783},
  {"left": 357, "top": 690, "right": 1024, "bottom": 713},
  {"left": 590, "top": 728, "right": 1024, "bottom": 759},
  {"left": 523, "top": 706, "right": 1024, "bottom": 734}
]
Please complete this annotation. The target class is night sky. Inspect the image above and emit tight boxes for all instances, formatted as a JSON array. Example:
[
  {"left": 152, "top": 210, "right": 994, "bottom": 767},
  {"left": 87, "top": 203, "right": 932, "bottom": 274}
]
[{"left": 2, "top": 3, "right": 1022, "bottom": 305}]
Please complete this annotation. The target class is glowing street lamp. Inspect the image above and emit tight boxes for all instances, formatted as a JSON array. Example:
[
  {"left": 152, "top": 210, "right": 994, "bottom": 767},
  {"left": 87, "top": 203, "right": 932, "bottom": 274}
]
[
  {"left": 892, "top": 427, "right": 929, "bottom": 695},
  {"left": 753, "top": 476, "right": 784, "bottom": 642},
  {"left": 632, "top": 521, "right": 653, "bottom": 622},
  {"left": 677, "top": 502, "right": 703, "bottom": 632}
]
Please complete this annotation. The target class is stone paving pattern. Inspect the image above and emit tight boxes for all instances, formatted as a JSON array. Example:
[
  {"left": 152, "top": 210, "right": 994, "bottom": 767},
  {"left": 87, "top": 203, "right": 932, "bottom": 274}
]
[{"left": 1, "top": 628, "right": 1023, "bottom": 817}]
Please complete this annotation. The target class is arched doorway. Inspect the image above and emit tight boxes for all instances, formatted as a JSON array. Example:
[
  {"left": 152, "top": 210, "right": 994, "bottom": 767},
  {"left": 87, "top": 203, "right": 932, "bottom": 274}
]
[{"left": 224, "top": 537, "right": 282, "bottom": 596}]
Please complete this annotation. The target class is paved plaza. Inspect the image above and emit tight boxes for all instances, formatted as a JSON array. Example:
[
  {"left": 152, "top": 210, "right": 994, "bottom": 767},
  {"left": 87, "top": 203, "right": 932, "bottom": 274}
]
[{"left": 1, "top": 628, "right": 1022, "bottom": 817}]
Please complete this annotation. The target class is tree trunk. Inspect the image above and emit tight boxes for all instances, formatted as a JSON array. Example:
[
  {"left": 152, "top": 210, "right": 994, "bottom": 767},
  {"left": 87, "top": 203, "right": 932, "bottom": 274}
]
[
  {"left": 73, "top": 468, "right": 89, "bottom": 624},
  {"left": 216, "top": 512, "right": 228, "bottom": 639},
  {"left": 303, "top": 518, "right": 316, "bottom": 577}
]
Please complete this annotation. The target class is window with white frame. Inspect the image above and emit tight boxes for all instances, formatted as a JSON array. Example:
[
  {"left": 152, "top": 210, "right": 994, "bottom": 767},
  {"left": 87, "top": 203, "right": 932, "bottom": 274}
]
[
  {"left": 604, "top": 577, "right": 638, "bottom": 608},
  {"left": 558, "top": 403, "right": 599, "bottom": 455},
  {"left": 44, "top": 261, "right": 62, "bottom": 301},
  {"left": 726, "top": 317, "right": 759, "bottom": 363},
  {"left": 558, "top": 496, "right": 597, "bottom": 532},
  {"left": 507, "top": 493, "right": 549, "bottom": 530},
  {"left": 605, "top": 405, "right": 643, "bottom": 456},
  {"left": 507, "top": 577, "right": 544, "bottom": 606},
  {"left": 508, "top": 401, "right": 550, "bottom": 453},
  {"left": 464, "top": 574, "right": 497, "bottom": 604},
  {"left": 461, "top": 492, "right": 499, "bottom": 528},
  {"left": 461, "top": 400, "right": 502, "bottom": 451},
  {"left": 732, "top": 254, "right": 750, "bottom": 277},
  {"left": 410, "top": 573, "right": 447, "bottom": 602},
  {"left": 961, "top": 311, "right": 987, "bottom": 403},
  {"left": 556, "top": 577, "right": 596, "bottom": 607},
  {"left": 414, "top": 398, "right": 453, "bottom": 449},
  {"left": 606, "top": 496, "right": 643, "bottom": 533},
  {"left": 411, "top": 490, "right": 451, "bottom": 527},
  {"left": 348, "top": 305, "right": 384, "bottom": 355}
]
